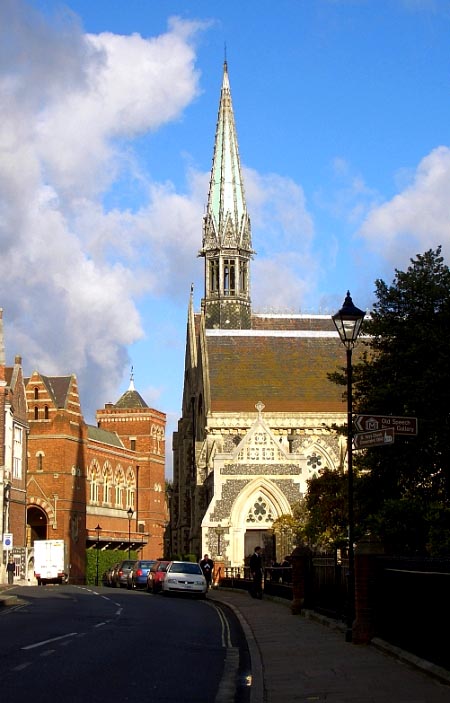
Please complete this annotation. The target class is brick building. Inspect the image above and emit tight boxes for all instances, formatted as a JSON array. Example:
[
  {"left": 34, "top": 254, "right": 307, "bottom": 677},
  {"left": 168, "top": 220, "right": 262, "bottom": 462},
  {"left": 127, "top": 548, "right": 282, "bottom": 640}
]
[
  {"left": 0, "top": 309, "right": 29, "bottom": 583},
  {"left": 24, "top": 371, "right": 166, "bottom": 584}
]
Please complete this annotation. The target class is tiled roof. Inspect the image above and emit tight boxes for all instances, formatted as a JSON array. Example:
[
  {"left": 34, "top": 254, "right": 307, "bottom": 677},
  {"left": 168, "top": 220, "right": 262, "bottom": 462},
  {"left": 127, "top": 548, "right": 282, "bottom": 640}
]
[
  {"left": 252, "top": 314, "right": 336, "bottom": 332},
  {"left": 114, "top": 389, "right": 148, "bottom": 409},
  {"left": 23, "top": 375, "right": 73, "bottom": 408},
  {"left": 87, "top": 425, "right": 124, "bottom": 448},
  {"left": 205, "top": 331, "right": 346, "bottom": 413}
]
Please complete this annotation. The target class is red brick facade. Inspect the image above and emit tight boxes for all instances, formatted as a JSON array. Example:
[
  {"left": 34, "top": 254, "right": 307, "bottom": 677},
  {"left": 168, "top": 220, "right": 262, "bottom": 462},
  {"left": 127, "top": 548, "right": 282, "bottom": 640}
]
[{"left": 24, "top": 372, "right": 166, "bottom": 584}]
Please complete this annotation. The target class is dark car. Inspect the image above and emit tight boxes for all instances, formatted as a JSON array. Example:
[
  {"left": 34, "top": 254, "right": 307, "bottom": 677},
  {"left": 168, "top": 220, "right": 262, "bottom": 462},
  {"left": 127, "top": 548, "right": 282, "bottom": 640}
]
[
  {"left": 146, "top": 560, "right": 170, "bottom": 594},
  {"left": 127, "top": 560, "right": 156, "bottom": 589},
  {"left": 113, "top": 560, "right": 136, "bottom": 588},
  {"left": 104, "top": 562, "right": 120, "bottom": 587}
]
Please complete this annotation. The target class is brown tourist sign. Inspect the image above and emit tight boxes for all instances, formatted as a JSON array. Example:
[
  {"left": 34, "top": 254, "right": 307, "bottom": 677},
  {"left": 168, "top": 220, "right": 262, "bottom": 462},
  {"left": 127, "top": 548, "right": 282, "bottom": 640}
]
[{"left": 354, "top": 415, "right": 418, "bottom": 436}]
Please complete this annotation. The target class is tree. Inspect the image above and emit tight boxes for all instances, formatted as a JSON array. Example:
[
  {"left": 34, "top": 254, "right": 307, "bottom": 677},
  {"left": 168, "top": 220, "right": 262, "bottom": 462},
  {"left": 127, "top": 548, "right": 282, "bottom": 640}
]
[
  {"left": 304, "top": 468, "right": 349, "bottom": 551},
  {"left": 351, "top": 247, "right": 450, "bottom": 554}
]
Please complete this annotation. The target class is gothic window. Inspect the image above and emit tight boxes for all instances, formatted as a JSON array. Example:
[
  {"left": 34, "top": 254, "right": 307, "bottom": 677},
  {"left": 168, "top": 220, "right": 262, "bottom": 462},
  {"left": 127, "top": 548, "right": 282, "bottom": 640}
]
[
  {"left": 209, "top": 259, "right": 219, "bottom": 293},
  {"left": 130, "top": 439, "right": 136, "bottom": 451},
  {"left": 89, "top": 461, "right": 100, "bottom": 503},
  {"left": 115, "top": 467, "right": 125, "bottom": 508},
  {"left": 102, "top": 463, "right": 113, "bottom": 505},
  {"left": 223, "top": 259, "right": 235, "bottom": 295},
  {"left": 307, "top": 452, "right": 322, "bottom": 470},
  {"left": 34, "top": 387, "right": 39, "bottom": 400},
  {"left": 246, "top": 496, "right": 274, "bottom": 524},
  {"left": 239, "top": 260, "right": 248, "bottom": 294},
  {"left": 44, "top": 405, "right": 49, "bottom": 420},
  {"left": 126, "top": 467, "right": 136, "bottom": 509},
  {"left": 34, "top": 406, "right": 39, "bottom": 420}
]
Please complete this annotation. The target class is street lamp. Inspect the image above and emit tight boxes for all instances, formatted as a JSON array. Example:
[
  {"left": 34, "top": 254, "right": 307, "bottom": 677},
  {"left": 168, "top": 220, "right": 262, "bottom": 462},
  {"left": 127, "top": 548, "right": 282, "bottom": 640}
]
[
  {"left": 332, "top": 291, "right": 365, "bottom": 643},
  {"left": 127, "top": 507, "right": 134, "bottom": 559},
  {"left": 95, "top": 524, "right": 102, "bottom": 586},
  {"left": 215, "top": 526, "right": 224, "bottom": 557}
]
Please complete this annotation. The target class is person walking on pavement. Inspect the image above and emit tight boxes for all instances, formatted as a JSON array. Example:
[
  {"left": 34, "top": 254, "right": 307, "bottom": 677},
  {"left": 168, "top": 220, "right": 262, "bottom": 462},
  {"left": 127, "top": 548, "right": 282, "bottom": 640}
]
[
  {"left": 6, "top": 557, "right": 15, "bottom": 585},
  {"left": 249, "top": 546, "right": 263, "bottom": 599},
  {"left": 200, "top": 553, "right": 214, "bottom": 589}
]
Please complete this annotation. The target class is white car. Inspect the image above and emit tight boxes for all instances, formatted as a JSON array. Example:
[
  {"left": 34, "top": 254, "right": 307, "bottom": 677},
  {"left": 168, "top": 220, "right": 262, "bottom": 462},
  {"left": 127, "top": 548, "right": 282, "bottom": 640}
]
[{"left": 162, "top": 561, "right": 207, "bottom": 598}]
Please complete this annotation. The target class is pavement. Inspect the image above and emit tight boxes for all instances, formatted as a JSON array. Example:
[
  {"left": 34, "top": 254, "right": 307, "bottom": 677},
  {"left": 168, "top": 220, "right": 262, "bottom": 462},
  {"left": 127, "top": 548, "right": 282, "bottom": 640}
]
[
  {"left": 208, "top": 587, "right": 450, "bottom": 703},
  {"left": 2, "top": 582, "right": 450, "bottom": 702}
]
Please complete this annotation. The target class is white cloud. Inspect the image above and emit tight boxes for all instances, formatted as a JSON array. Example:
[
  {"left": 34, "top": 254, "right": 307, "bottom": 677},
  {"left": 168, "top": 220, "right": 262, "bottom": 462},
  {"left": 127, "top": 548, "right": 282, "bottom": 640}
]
[
  {"left": 0, "top": 1, "right": 205, "bottom": 417},
  {"left": 244, "top": 168, "right": 317, "bottom": 310},
  {"left": 358, "top": 146, "right": 450, "bottom": 265}
]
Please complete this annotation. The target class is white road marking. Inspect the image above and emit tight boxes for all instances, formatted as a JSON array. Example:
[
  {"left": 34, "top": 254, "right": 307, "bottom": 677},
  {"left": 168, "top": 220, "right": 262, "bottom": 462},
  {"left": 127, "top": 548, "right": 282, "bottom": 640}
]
[{"left": 22, "top": 633, "right": 78, "bottom": 650}]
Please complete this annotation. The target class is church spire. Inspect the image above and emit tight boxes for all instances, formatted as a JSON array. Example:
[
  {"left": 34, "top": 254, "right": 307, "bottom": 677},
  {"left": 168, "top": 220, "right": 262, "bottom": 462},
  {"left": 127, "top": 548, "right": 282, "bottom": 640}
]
[{"left": 200, "top": 61, "right": 254, "bottom": 330}]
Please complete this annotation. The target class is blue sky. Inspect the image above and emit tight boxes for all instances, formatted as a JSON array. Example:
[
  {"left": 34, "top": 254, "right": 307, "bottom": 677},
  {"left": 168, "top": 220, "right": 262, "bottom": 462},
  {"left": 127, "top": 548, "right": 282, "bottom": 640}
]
[{"left": 2, "top": 0, "right": 450, "bottom": 477}]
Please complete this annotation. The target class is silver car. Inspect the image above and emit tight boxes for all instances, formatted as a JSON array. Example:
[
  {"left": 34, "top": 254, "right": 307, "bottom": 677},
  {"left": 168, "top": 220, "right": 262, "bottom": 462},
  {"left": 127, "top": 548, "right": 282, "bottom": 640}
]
[{"left": 162, "top": 561, "right": 207, "bottom": 598}]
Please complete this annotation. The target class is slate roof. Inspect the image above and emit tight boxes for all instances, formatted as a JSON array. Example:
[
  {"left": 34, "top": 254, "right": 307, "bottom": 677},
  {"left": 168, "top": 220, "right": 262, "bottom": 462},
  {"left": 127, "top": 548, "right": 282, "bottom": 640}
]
[
  {"left": 205, "top": 328, "right": 346, "bottom": 413},
  {"left": 24, "top": 375, "right": 73, "bottom": 408},
  {"left": 114, "top": 388, "right": 148, "bottom": 409},
  {"left": 87, "top": 425, "right": 124, "bottom": 448}
]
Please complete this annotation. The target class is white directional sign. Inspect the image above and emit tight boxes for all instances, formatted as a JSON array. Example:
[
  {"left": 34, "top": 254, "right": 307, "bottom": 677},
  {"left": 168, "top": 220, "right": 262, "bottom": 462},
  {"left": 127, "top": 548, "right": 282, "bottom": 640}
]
[
  {"left": 354, "top": 427, "right": 395, "bottom": 450},
  {"left": 355, "top": 415, "right": 418, "bottom": 436}
]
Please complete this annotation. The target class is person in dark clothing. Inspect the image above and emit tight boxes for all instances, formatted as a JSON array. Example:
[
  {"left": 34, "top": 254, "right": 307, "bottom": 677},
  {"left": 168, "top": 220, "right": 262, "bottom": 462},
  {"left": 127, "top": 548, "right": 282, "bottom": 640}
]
[
  {"left": 249, "top": 546, "right": 263, "bottom": 599},
  {"left": 199, "top": 554, "right": 214, "bottom": 588},
  {"left": 6, "top": 558, "right": 15, "bottom": 585}
]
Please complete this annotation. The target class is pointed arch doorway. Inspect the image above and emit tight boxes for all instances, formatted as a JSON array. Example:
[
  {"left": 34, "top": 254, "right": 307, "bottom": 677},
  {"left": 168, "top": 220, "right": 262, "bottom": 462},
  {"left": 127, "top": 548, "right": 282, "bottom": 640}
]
[
  {"left": 27, "top": 506, "right": 48, "bottom": 544},
  {"left": 244, "top": 529, "right": 275, "bottom": 565}
]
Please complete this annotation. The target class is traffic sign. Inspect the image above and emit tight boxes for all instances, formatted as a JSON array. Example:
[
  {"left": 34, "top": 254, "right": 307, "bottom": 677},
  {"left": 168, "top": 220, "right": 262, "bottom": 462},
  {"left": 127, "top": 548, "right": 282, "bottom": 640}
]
[
  {"left": 354, "top": 415, "right": 418, "bottom": 436},
  {"left": 3, "top": 533, "right": 13, "bottom": 550},
  {"left": 354, "top": 428, "right": 395, "bottom": 450}
]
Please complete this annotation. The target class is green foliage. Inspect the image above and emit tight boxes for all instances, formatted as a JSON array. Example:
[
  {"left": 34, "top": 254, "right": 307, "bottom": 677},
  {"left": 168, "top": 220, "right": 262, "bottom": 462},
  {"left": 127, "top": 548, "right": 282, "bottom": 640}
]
[
  {"left": 350, "top": 247, "right": 450, "bottom": 554},
  {"left": 85, "top": 549, "right": 138, "bottom": 585},
  {"left": 182, "top": 553, "right": 197, "bottom": 563},
  {"left": 304, "top": 468, "right": 350, "bottom": 550}
]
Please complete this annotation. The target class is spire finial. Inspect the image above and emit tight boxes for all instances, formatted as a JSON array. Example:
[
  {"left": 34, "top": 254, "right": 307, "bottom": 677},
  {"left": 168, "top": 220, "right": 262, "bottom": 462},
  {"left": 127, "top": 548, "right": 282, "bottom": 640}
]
[
  {"left": 224, "top": 43, "right": 227, "bottom": 70},
  {"left": 128, "top": 366, "right": 135, "bottom": 391}
]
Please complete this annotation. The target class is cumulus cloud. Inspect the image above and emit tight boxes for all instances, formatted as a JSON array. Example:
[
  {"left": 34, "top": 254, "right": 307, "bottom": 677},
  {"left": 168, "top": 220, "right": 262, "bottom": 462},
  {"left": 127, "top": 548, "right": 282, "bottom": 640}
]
[
  {"left": 0, "top": 1, "right": 324, "bottom": 429},
  {"left": 0, "top": 0, "right": 205, "bottom": 417},
  {"left": 358, "top": 146, "right": 450, "bottom": 266},
  {"left": 244, "top": 168, "right": 317, "bottom": 311}
]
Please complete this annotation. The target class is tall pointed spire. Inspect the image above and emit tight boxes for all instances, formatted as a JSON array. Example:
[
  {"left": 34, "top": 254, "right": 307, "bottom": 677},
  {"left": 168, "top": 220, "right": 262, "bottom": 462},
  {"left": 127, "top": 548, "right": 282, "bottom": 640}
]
[{"left": 200, "top": 61, "right": 254, "bottom": 330}]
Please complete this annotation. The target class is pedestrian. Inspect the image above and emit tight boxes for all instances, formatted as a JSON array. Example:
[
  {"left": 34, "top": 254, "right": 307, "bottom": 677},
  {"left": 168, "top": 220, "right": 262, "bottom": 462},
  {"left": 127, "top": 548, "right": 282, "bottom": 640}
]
[
  {"left": 6, "top": 557, "right": 15, "bottom": 585},
  {"left": 249, "top": 546, "right": 263, "bottom": 599},
  {"left": 199, "top": 553, "right": 214, "bottom": 589}
]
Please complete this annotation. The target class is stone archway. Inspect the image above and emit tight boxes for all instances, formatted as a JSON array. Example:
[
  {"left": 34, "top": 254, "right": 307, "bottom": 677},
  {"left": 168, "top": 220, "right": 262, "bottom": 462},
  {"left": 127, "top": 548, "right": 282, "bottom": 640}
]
[
  {"left": 27, "top": 505, "right": 48, "bottom": 543},
  {"left": 229, "top": 478, "right": 293, "bottom": 567}
]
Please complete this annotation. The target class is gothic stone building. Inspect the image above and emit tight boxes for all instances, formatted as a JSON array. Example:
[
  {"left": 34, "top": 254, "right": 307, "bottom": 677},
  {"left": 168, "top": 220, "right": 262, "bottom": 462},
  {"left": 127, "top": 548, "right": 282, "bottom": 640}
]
[{"left": 172, "top": 63, "right": 348, "bottom": 568}]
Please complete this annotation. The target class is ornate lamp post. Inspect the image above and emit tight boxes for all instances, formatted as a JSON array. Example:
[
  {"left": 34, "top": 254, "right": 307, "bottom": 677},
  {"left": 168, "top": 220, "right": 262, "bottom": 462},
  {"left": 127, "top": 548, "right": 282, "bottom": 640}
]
[
  {"left": 127, "top": 507, "right": 134, "bottom": 559},
  {"left": 332, "top": 291, "right": 365, "bottom": 642},
  {"left": 215, "top": 526, "right": 224, "bottom": 557},
  {"left": 95, "top": 524, "right": 102, "bottom": 586}
]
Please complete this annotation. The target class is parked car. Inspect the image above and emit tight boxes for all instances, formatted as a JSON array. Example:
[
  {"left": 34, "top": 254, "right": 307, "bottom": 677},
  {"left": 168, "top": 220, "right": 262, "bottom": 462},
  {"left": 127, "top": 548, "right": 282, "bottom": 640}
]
[
  {"left": 146, "top": 560, "right": 170, "bottom": 594},
  {"left": 112, "top": 560, "right": 136, "bottom": 588},
  {"left": 127, "top": 560, "right": 156, "bottom": 589},
  {"left": 104, "top": 562, "right": 120, "bottom": 587},
  {"left": 161, "top": 561, "right": 207, "bottom": 598}
]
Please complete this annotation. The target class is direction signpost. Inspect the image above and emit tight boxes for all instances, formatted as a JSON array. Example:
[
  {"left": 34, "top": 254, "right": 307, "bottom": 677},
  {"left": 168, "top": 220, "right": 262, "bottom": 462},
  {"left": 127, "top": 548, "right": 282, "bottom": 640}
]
[
  {"left": 354, "top": 427, "right": 395, "bottom": 450},
  {"left": 354, "top": 415, "right": 418, "bottom": 436}
]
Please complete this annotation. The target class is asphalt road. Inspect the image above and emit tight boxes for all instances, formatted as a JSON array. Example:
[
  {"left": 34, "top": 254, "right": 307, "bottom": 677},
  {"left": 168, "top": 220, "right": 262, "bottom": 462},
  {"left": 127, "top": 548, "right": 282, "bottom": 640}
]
[{"left": 0, "top": 585, "right": 251, "bottom": 703}]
